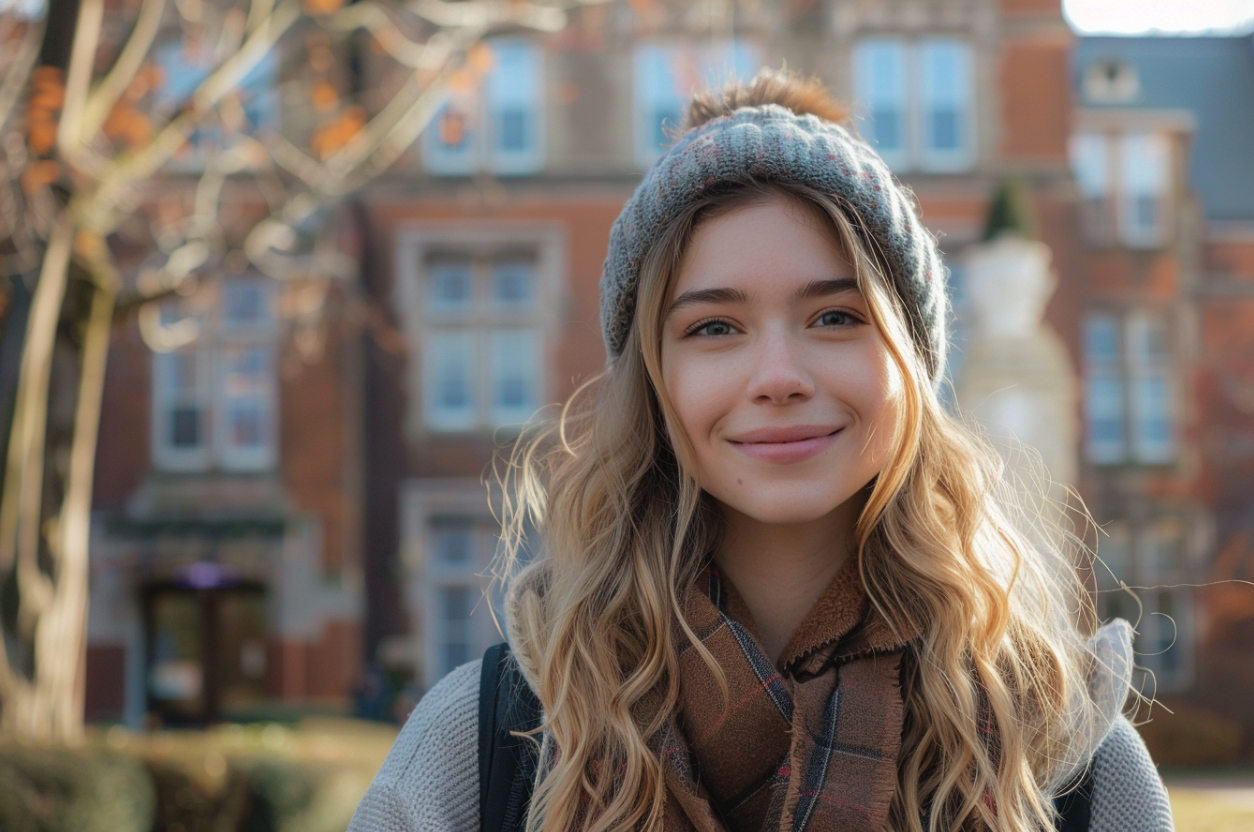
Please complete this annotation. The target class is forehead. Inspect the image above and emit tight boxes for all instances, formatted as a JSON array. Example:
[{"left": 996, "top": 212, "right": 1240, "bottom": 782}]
[{"left": 672, "top": 195, "right": 855, "bottom": 296}]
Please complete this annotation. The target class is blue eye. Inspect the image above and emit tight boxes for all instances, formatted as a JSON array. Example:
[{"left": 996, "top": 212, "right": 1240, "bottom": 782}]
[
  {"left": 815, "top": 309, "right": 859, "bottom": 328},
  {"left": 690, "top": 319, "right": 737, "bottom": 337}
]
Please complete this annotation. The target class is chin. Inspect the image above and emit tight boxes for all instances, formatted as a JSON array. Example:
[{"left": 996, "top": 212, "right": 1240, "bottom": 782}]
[{"left": 719, "top": 489, "right": 856, "bottom": 527}]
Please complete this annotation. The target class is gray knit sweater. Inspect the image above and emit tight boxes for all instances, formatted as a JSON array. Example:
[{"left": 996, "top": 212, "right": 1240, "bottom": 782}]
[{"left": 347, "top": 653, "right": 1175, "bottom": 831}]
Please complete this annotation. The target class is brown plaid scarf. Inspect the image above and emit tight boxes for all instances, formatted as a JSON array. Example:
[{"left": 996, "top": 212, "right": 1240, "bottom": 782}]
[{"left": 655, "top": 560, "right": 917, "bottom": 832}]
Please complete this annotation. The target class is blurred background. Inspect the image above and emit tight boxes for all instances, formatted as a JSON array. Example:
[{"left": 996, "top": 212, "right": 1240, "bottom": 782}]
[{"left": 1, "top": 0, "right": 1253, "bottom": 829}]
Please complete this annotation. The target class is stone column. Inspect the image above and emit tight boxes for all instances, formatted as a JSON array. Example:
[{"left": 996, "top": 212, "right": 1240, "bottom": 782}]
[{"left": 955, "top": 235, "right": 1078, "bottom": 503}]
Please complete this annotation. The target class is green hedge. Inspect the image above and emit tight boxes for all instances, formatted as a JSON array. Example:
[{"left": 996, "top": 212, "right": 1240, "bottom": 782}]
[
  {"left": 0, "top": 745, "right": 155, "bottom": 832},
  {"left": 0, "top": 720, "right": 395, "bottom": 832}
]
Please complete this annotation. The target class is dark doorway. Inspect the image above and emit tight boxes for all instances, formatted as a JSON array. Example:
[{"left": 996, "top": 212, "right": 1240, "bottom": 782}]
[{"left": 143, "top": 579, "right": 267, "bottom": 725}]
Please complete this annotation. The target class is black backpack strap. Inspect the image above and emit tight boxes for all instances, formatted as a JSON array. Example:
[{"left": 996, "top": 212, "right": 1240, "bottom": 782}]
[
  {"left": 1053, "top": 764, "right": 1094, "bottom": 832},
  {"left": 479, "top": 643, "right": 543, "bottom": 832}
]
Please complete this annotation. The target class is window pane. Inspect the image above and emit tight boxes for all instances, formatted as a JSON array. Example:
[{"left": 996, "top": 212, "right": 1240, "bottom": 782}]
[
  {"left": 1140, "top": 523, "right": 1184, "bottom": 581},
  {"left": 1127, "top": 314, "right": 1174, "bottom": 463},
  {"left": 1083, "top": 314, "right": 1125, "bottom": 463},
  {"left": 633, "top": 40, "right": 758, "bottom": 168},
  {"left": 440, "top": 586, "right": 473, "bottom": 675},
  {"left": 1085, "top": 314, "right": 1120, "bottom": 363},
  {"left": 226, "top": 403, "right": 264, "bottom": 448},
  {"left": 154, "top": 350, "right": 210, "bottom": 469},
  {"left": 427, "top": 257, "right": 474, "bottom": 316},
  {"left": 223, "top": 282, "right": 270, "bottom": 327},
  {"left": 489, "top": 330, "right": 540, "bottom": 425},
  {"left": 486, "top": 39, "right": 543, "bottom": 174},
  {"left": 634, "top": 43, "right": 685, "bottom": 166},
  {"left": 1070, "top": 133, "right": 1109, "bottom": 198},
  {"left": 1119, "top": 133, "right": 1169, "bottom": 246},
  {"left": 1097, "top": 524, "right": 1131, "bottom": 589},
  {"left": 920, "top": 40, "right": 973, "bottom": 167},
  {"left": 424, "top": 100, "right": 476, "bottom": 174},
  {"left": 491, "top": 257, "right": 535, "bottom": 309},
  {"left": 855, "top": 40, "right": 908, "bottom": 159},
  {"left": 498, "top": 108, "right": 528, "bottom": 152},
  {"left": 170, "top": 406, "right": 202, "bottom": 448},
  {"left": 218, "top": 346, "right": 274, "bottom": 467},
  {"left": 432, "top": 521, "right": 474, "bottom": 564},
  {"left": 424, "top": 331, "right": 477, "bottom": 430},
  {"left": 169, "top": 351, "right": 201, "bottom": 393}
]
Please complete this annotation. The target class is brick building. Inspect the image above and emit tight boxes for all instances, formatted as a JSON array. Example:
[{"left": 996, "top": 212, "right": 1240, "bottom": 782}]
[
  {"left": 82, "top": 1, "right": 1254, "bottom": 743},
  {"left": 357, "top": 0, "right": 1088, "bottom": 690},
  {"left": 1072, "top": 34, "right": 1254, "bottom": 746}
]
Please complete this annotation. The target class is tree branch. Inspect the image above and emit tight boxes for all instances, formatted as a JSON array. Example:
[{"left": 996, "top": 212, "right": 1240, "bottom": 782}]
[{"left": 75, "top": 0, "right": 168, "bottom": 147}]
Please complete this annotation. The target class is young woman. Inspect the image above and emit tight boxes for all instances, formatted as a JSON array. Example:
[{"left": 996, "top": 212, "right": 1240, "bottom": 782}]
[{"left": 349, "top": 70, "right": 1173, "bottom": 832}]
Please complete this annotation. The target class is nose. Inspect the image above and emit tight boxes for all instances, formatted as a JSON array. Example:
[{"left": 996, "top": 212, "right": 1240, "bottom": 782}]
[{"left": 746, "top": 327, "right": 814, "bottom": 404}]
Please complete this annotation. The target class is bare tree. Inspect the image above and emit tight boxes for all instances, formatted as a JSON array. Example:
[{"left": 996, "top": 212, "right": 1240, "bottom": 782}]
[{"left": 0, "top": 0, "right": 602, "bottom": 743}]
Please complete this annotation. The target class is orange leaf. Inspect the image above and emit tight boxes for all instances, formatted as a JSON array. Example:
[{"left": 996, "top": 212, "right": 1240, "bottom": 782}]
[
  {"left": 467, "top": 42, "right": 495, "bottom": 77},
  {"left": 303, "top": 0, "right": 344, "bottom": 14},
  {"left": 28, "top": 121, "right": 57, "bottom": 155},
  {"left": 447, "top": 69, "right": 474, "bottom": 94},
  {"left": 20, "top": 160, "right": 59, "bottom": 194}
]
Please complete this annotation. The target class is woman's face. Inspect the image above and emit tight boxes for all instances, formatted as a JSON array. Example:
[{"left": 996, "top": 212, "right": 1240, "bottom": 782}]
[{"left": 659, "top": 195, "right": 903, "bottom": 527}]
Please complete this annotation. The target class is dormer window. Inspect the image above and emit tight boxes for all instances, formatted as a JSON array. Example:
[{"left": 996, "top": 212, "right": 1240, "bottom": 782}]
[{"left": 1083, "top": 60, "right": 1139, "bottom": 104}]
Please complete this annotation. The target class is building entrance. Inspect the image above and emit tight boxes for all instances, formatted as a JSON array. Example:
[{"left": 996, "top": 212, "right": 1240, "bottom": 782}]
[{"left": 143, "top": 579, "right": 267, "bottom": 724}]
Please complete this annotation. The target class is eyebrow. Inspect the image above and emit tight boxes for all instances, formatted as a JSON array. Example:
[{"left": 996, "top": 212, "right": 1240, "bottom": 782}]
[{"left": 665, "top": 277, "right": 860, "bottom": 319}]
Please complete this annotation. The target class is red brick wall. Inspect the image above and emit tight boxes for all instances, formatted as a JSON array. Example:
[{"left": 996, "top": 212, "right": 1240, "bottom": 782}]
[
  {"left": 998, "top": 37, "right": 1073, "bottom": 164},
  {"left": 93, "top": 320, "right": 151, "bottom": 507},
  {"left": 279, "top": 312, "right": 362, "bottom": 576},
  {"left": 84, "top": 644, "right": 126, "bottom": 722},
  {"left": 266, "top": 620, "right": 361, "bottom": 702}
]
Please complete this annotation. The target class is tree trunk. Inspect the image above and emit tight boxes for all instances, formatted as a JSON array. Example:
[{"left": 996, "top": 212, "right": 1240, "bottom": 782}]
[{"left": 0, "top": 0, "right": 108, "bottom": 743}]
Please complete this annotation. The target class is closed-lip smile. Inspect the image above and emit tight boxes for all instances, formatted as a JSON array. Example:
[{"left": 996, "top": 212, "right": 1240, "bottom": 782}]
[{"left": 726, "top": 425, "right": 843, "bottom": 463}]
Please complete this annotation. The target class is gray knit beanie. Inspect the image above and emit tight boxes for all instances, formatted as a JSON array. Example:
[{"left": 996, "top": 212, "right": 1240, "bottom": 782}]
[{"left": 599, "top": 103, "right": 949, "bottom": 385}]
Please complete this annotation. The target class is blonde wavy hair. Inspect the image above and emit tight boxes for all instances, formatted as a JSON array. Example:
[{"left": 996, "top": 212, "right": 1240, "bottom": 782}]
[{"left": 496, "top": 71, "right": 1109, "bottom": 832}]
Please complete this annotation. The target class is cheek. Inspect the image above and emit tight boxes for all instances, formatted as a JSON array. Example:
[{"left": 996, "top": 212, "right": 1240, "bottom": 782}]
[
  {"left": 837, "top": 344, "right": 905, "bottom": 455},
  {"left": 661, "top": 354, "right": 726, "bottom": 475}
]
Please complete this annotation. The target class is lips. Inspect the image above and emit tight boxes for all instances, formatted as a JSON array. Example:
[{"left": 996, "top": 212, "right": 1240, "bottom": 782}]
[{"left": 726, "top": 425, "right": 842, "bottom": 463}]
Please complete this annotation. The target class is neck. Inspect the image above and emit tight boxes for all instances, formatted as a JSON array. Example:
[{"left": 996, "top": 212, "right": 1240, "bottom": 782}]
[{"left": 712, "top": 498, "right": 863, "bottom": 665}]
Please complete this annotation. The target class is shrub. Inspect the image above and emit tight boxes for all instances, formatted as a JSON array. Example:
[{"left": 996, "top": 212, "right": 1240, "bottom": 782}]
[{"left": 0, "top": 743, "right": 154, "bottom": 832}]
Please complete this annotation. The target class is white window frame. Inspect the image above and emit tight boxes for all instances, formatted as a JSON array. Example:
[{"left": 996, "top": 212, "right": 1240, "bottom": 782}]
[
  {"left": 632, "top": 39, "right": 762, "bottom": 170},
  {"left": 151, "top": 278, "right": 278, "bottom": 472},
  {"left": 1125, "top": 311, "right": 1175, "bottom": 463},
  {"left": 152, "top": 348, "right": 213, "bottom": 472},
  {"left": 1118, "top": 132, "right": 1170, "bottom": 248},
  {"left": 1097, "top": 518, "right": 1195, "bottom": 692},
  {"left": 1082, "top": 309, "right": 1176, "bottom": 466},
  {"left": 401, "top": 479, "right": 509, "bottom": 689},
  {"left": 1070, "top": 129, "right": 1172, "bottom": 249},
  {"left": 423, "top": 37, "right": 545, "bottom": 176},
  {"left": 853, "top": 37, "right": 976, "bottom": 173},
  {"left": 1082, "top": 312, "right": 1126, "bottom": 464},
  {"left": 394, "top": 224, "right": 565, "bottom": 440}
]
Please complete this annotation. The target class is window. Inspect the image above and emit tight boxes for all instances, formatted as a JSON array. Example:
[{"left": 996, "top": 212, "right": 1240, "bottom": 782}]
[
  {"left": 155, "top": 40, "right": 279, "bottom": 169},
  {"left": 854, "top": 38, "right": 975, "bottom": 172},
  {"left": 417, "top": 509, "right": 504, "bottom": 686},
  {"left": 438, "top": 585, "right": 473, "bottom": 675},
  {"left": 419, "top": 252, "right": 545, "bottom": 431},
  {"left": 1083, "top": 60, "right": 1139, "bottom": 104},
  {"left": 633, "top": 40, "right": 761, "bottom": 169},
  {"left": 152, "top": 279, "right": 277, "bottom": 472},
  {"left": 424, "top": 38, "right": 544, "bottom": 176},
  {"left": 1082, "top": 310, "right": 1175, "bottom": 465},
  {"left": 1069, "top": 131, "right": 1171, "bottom": 248},
  {"left": 1097, "top": 520, "right": 1194, "bottom": 692}
]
